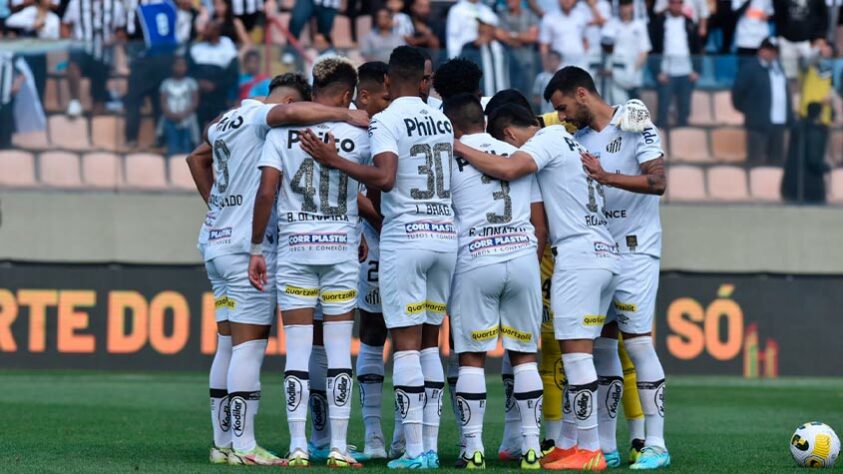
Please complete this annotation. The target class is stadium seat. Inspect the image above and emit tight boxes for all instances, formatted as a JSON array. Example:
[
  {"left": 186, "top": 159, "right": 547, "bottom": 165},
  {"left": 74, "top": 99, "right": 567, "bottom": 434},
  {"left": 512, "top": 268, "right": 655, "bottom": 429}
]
[
  {"left": 39, "top": 151, "right": 83, "bottom": 188},
  {"left": 829, "top": 168, "right": 843, "bottom": 203},
  {"left": 669, "top": 127, "right": 711, "bottom": 162},
  {"left": 712, "top": 90, "right": 743, "bottom": 125},
  {"left": 12, "top": 130, "right": 50, "bottom": 149},
  {"left": 82, "top": 152, "right": 123, "bottom": 189},
  {"left": 749, "top": 166, "right": 783, "bottom": 202},
  {"left": 333, "top": 16, "right": 354, "bottom": 48},
  {"left": 688, "top": 90, "right": 714, "bottom": 126},
  {"left": 666, "top": 165, "right": 706, "bottom": 201},
  {"left": 48, "top": 115, "right": 91, "bottom": 150},
  {"left": 711, "top": 127, "right": 747, "bottom": 163},
  {"left": 0, "top": 150, "right": 37, "bottom": 187},
  {"left": 91, "top": 115, "right": 123, "bottom": 151},
  {"left": 168, "top": 154, "right": 195, "bottom": 190},
  {"left": 124, "top": 153, "right": 168, "bottom": 190},
  {"left": 707, "top": 165, "right": 749, "bottom": 201}
]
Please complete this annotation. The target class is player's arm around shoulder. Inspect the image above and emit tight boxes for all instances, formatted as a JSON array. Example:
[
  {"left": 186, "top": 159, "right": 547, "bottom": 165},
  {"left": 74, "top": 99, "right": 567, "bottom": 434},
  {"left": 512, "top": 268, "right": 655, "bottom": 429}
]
[
  {"left": 454, "top": 140, "right": 537, "bottom": 182},
  {"left": 265, "top": 102, "right": 369, "bottom": 128}
]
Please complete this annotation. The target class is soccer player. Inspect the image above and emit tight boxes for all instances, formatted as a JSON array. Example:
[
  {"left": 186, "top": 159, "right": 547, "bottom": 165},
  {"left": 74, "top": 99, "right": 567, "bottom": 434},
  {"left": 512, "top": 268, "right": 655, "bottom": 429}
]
[
  {"left": 303, "top": 46, "right": 457, "bottom": 469},
  {"left": 455, "top": 103, "right": 620, "bottom": 471},
  {"left": 443, "top": 93, "right": 547, "bottom": 470},
  {"left": 188, "top": 73, "right": 368, "bottom": 466},
  {"left": 544, "top": 67, "right": 669, "bottom": 470},
  {"left": 248, "top": 57, "right": 370, "bottom": 468}
]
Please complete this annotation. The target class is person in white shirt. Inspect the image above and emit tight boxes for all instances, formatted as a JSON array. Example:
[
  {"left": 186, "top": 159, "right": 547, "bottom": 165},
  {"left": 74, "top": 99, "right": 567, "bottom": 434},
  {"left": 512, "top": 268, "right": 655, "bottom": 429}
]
[
  {"left": 539, "top": 0, "right": 591, "bottom": 69},
  {"left": 249, "top": 59, "right": 370, "bottom": 469},
  {"left": 732, "top": 0, "right": 773, "bottom": 56},
  {"left": 302, "top": 46, "right": 456, "bottom": 469},
  {"left": 601, "top": 0, "right": 651, "bottom": 103},
  {"left": 5, "top": 0, "right": 59, "bottom": 38},
  {"left": 454, "top": 97, "right": 620, "bottom": 471},
  {"left": 446, "top": 0, "right": 496, "bottom": 58},
  {"left": 187, "top": 72, "right": 367, "bottom": 467},
  {"left": 547, "top": 66, "right": 671, "bottom": 470},
  {"left": 443, "top": 93, "right": 548, "bottom": 470},
  {"left": 653, "top": 0, "right": 709, "bottom": 37}
]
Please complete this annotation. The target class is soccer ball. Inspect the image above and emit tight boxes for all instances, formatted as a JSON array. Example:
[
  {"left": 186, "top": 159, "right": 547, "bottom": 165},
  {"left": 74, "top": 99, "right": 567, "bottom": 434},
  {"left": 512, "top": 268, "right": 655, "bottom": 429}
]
[{"left": 790, "top": 422, "right": 840, "bottom": 468}]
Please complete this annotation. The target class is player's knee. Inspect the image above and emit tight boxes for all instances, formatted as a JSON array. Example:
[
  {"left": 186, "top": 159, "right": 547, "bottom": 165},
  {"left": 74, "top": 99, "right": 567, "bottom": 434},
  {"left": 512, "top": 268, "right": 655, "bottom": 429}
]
[
  {"left": 507, "top": 350, "right": 537, "bottom": 366},
  {"left": 458, "top": 352, "right": 485, "bottom": 367}
]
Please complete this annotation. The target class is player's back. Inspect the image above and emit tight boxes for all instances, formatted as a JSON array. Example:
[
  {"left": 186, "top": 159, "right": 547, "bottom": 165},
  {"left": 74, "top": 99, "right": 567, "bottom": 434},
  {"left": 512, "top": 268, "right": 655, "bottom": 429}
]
[
  {"left": 265, "top": 121, "right": 370, "bottom": 265},
  {"left": 451, "top": 132, "right": 538, "bottom": 272},
  {"left": 520, "top": 125, "right": 618, "bottom": 270},
  {"left": 369, "top": 96, "right": 456, "bottom": 251},
  {"left": 199, "top": 99, "right": 276, "bottom": 261},
  {"left": 575, "top": 105, "right": 663, "bottom": 257}
]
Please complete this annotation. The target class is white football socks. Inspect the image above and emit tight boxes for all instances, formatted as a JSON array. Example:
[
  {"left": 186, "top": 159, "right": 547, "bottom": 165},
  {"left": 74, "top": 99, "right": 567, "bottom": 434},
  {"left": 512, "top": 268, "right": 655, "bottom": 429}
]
[
  {"left": 513, "top": 362, "right": 543, "bottom": 455},
  {"left": 544, "top": 419, "right": 563, "bottom": 447},
  {"left": 227, "top": 338, "right": 267, "bottom": 452},
  {"left": 356, "top": 343, "right": 385, "bottom": 443},
  {"left": 210, "top": 334, "right": 232, "bottom": 449},
  {"left": 309, "top": 345, "right": 330, "bottom": 448},
  {"left": 594, "top": 337, "right": 623, "bottom": 454},
  {"left": 624, "top": 336, "right": 666, "bottom": 450},
  {"left": 560, "top": 384, "right": 578, "bottom": 449},
  {"left": 420, "top": 347, "right": 444, "bottom": 454},
  {"left": 324, "top": 320, "right": 354, "bottom": 453},
  {"left": 500, "top": 353, "right": 521, "bottom": 451},
  {"left": 283, "top": 324, "right": 313, "bottom": 454},
  {"left": 393, "top": 350, "right": 425, "bottom": 458},
  {"left": 628, "top": 417, "right": 646, "bottom": 442},
  {"left": 562, "top": 352, "right": 599, "bottom": 452},
  {"left": 456, "top": 366, "right": 486, "bottom": 456}
]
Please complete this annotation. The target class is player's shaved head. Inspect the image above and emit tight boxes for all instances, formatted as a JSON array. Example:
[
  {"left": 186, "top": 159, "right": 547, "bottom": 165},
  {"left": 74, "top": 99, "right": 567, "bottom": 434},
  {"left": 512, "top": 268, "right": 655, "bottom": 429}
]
[
  {"left": 543, "top": 66, "right": 597, "bottom": 101},
  {"left": 443, "top": 93, "right": 485, "bottom": 137},
  {"left": 387, "top": 46, "right": 426, "bottom": 85},
  {"left": 312, "top": 56, "right": 358, "bottom": 105},
  {"left": 485, "top": 89, "right": 532, "bottom": 117},
  {"left": 487, "top": 103, "right": 539, "bottom": 146},
  {"left": 267, "top": 73, "right": 312, "bottom": 103},
  {"left": 433, "top": 58, "right": 482, "bottom": 101}
]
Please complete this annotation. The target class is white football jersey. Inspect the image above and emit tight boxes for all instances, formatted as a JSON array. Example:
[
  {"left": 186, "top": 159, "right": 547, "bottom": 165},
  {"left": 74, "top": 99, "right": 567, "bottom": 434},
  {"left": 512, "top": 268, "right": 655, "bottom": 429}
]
[
  {"left": 369, "top": 96, "right": 457, "bottom": 251},
  {"left": 198, "top": 99, "right": 277, "bottom": 261},
  {"left": 260, "top": 121, "right": 370, "bottom": 265},
  {"left": 574, "top": 105, "right": 664, "bottom": 257},
  {"left": 520, "top": 125, "right": 619, "bottom": 271},
  {"left": 452, "top": 132, "right": 541, "bottom": 273}
]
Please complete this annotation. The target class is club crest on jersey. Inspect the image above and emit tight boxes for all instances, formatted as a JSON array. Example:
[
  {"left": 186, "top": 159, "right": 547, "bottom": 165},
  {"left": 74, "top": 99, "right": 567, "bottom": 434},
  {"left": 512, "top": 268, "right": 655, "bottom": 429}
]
[{"left": 606, "top": 136, "right": 622, "bottom": 153}]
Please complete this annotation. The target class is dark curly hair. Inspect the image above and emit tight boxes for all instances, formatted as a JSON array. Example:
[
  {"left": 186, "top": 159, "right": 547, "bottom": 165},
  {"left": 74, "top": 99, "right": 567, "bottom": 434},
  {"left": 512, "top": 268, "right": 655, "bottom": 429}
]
[
  {"left": 432, "top": 58, "right": 482, "bottom": 101},
  {"left": 268, "top": 73, "right": 312, "bottom": 101}
]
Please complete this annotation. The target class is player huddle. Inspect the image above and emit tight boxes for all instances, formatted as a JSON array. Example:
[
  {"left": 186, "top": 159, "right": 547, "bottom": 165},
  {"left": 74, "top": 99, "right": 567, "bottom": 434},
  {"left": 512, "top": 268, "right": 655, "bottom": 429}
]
[{"left": 187, "top": 45, "right": 670, "bottom": 471}]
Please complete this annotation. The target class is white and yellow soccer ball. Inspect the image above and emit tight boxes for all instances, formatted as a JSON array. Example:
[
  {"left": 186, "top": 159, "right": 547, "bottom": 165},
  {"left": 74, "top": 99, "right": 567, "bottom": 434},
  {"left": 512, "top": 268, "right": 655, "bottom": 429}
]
[{"left": 790, "top": 422, "right": 840, "bottom": 468}]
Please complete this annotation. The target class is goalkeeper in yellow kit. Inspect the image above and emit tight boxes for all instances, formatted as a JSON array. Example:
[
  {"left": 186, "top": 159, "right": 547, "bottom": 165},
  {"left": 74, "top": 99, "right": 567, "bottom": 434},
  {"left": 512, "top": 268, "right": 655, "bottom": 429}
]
[{"left": 483, "top": 91, "right": 648, "bottom": 467}]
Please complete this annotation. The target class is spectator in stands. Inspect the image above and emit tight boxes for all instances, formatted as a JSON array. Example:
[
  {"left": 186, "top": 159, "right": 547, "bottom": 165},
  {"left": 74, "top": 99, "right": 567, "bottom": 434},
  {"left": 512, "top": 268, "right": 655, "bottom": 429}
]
[
  {"left": 5, "top": 0, "right": 59, "bottom": 100},
  {"left": 649, "top": 0, "right": 702, "bottom": 128},
  {"left": 732, "top": 0, "right": 772, "bottom": 57},
  {"left": 654, "top": 0, "right": 709, "bottom": 38},
  {"left": 799, "top": 39, "right": 836, "bottom": 126},
  {"left": 538, "top": 0, "right": 589, "bottom": 69},
  {"left": 602, "top": 0, "right": 650, "bottom": 101},
  {"left": 0, "top": 51, "right": 25, "bottom": 149},
  {"left": 406, "top": 0, "right": 442, "bottom": 52},
  {"left": 460, "top": 11, "right": 509, "bottom": 96},
  {"left": 0, "top": 0, "right": 10, "bottom": 34},
  {"left": 582, "top": 0, "right": 611, "bottom": 62},
  {"left": 288, "top": 0, "right": 339, "bottom": 51},
  {"left": 446, "top": 0, "right": 495, "bottom": 59},
  {"left": 782, "top": 102, "right": 829, "bottom": 203},
  {"left": 202, "top": 0, "right": 252, "bottom": 50},
  {"left": 497, "top": 0, "right": 539, "bottom": 94},
  {"left": 772, "top": 0, "right": 828, "bottom": 79},
  {"left": 361, "top": 8, "right": 407, "bottom": 62},
  {"left": 61, "top": 0, "right": 126, "bottom": 117},
  {"left": 532, "top": 49, "right": 560, "bottom": 113},
  {"left": 239, "top": 50, "right": 270, "bottom": 99},
  {"left": 387, "top": 0, "right": 413, "bottom": 37},
  {"left": 732, "top": 38, "right": 793, "bottom": 166},
  {"left": 190, "top": 18, "right": 239, "bottom": 129},
  {"left": 227, "top": 0, "right": 276, "bottom": 35},
  {"left": 159, "top": 55, "right": 199, "bottom": 156},
  {"left": 174, "top": 0, "right": 200, "bottom": 44}
]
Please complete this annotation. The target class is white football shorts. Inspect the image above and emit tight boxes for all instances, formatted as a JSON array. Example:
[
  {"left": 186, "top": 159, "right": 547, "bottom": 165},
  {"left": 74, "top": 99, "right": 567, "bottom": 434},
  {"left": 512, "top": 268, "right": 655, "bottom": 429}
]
[
  {"left": 552, "top": 267, "right": 617, "bottom": 341},
  {"left": 379, "top": 246, "right": 457, "bottom": 329},
  {"left": 449, "top": 253, "right": 542, "bottom": 354},
  {"left": 276, "top": 257, "right": 359, "bottom": 315},
  {"left": 606, "top": 253, "right": 660, "bottom": 335},
  {"left": 358, "top": 224, "right": 382, "bottom": 313},
  {"left": 204, "top": 252, "right": 277, "bottom": 325}
]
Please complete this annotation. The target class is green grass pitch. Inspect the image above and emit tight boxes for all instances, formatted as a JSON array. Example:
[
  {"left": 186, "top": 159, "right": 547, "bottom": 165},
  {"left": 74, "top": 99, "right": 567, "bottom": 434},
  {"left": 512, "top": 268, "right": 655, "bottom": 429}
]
[{"left": 1, "top": 372, "right": 841, "bottom": 473}]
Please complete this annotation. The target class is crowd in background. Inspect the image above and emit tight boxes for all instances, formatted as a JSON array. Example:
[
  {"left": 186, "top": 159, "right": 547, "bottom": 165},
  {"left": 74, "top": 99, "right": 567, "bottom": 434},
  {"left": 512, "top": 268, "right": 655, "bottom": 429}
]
[{"left": 0, "top": 0, "right": 842, "bottom": 202}]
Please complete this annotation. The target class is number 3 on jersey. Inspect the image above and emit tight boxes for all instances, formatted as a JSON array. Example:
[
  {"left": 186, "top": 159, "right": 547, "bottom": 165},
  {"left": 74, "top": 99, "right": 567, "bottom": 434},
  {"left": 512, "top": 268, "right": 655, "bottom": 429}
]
[
  {"left": 290, "top": 158, "right": 349, "bottom": 215},
  {"left": 410, "top": 142, "right": 451, "bottom": 199}
]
